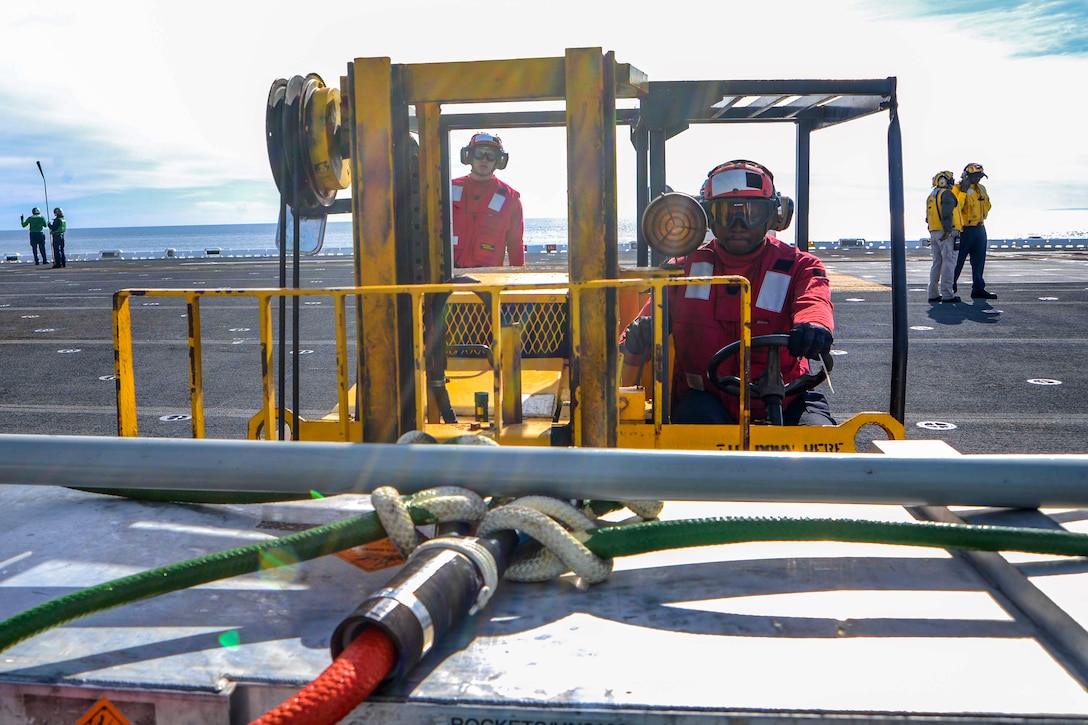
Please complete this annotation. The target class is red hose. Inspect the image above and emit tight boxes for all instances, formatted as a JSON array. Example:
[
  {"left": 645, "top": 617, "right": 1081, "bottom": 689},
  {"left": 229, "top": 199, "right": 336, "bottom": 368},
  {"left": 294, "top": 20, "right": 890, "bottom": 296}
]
[{"left": 251, "top": 626, "right": 397, "bottom": 725}]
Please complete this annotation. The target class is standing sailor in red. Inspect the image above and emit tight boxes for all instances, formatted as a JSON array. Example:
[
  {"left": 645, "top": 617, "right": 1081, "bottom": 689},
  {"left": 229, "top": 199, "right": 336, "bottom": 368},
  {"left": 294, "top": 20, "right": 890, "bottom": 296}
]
[{"left": 451, "top": 132, "right": 525, "bottom": 268}]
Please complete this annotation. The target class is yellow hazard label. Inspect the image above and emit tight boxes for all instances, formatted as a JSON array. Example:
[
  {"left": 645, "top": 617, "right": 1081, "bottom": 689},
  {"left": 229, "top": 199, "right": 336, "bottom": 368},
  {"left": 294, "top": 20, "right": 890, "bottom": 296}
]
[
  {"left": 74, "top": 697, "right": 132, "bottom": 725},
  {"left": 336, "top": 536, "right": 407, "bottom": 572}
]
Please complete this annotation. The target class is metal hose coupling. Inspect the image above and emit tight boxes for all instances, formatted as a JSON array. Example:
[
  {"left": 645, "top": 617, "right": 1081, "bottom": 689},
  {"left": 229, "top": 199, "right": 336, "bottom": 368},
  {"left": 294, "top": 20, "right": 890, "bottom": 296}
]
[{"left": 330, "top": 531, "right": 518, "bottom": 681}]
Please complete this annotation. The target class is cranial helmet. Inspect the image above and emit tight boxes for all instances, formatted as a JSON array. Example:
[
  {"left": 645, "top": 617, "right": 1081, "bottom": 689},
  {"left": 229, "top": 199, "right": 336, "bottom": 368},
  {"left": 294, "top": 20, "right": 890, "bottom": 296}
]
[
  {"left": 53, "top": 207, "right": 63, "bottom": 217},
  {"left": 933, "top": 170, "right": 954, "bottom": 188},
  {"left": 32, "top": 207, "right": 40, "bottom": 214},
  {"left": 460, "top": 132, "right": 509, "bottom": 169},
  {"left": 963, "top": 162, "right": 987, "bottom": 178},
  {"left": 700, "top": 159, "right": 791, "bottom": 232}
]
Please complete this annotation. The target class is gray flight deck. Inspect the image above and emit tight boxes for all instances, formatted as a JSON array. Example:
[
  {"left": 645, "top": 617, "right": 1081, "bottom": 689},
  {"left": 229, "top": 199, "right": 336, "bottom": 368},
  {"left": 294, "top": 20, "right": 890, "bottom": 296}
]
[
  {"left": 1, "top": 248, "right": 1088, "bottom": 724},
  {"left": 2, "top": 247, "right": 1086, "bottom": 453}
]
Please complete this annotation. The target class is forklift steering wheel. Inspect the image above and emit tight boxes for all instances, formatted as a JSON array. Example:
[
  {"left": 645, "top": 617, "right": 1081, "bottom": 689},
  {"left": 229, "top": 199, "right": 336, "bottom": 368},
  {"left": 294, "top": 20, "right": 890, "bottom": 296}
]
[{"left": 706, "top": 333, "right": 832, "bottom": 400}]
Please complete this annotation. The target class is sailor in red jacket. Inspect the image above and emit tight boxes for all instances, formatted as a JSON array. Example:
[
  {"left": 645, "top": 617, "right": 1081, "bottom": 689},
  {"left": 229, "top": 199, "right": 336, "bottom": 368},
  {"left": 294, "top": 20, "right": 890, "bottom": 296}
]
[
  {"left": 621, "top": 159, "right": 835, "bottom": 425},
  {"left": 451, "top": 132, "right": 525, "bottom": 267}
]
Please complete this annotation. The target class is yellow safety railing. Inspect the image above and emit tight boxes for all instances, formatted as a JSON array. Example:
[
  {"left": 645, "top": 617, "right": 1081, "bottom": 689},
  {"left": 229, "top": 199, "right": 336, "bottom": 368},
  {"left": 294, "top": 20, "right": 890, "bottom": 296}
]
[{"left": 112, "top": 276, "right": 750, "bottom": 445}]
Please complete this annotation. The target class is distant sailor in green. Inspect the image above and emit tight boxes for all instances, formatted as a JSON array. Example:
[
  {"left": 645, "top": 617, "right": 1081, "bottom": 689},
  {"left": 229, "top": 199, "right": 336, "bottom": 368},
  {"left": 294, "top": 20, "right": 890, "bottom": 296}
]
[
  {"left": 20, "top": 207, "right": 49, "bottom": 265},
  {"left": 49, "top": 208, "right": 67, "bottom": 268}
]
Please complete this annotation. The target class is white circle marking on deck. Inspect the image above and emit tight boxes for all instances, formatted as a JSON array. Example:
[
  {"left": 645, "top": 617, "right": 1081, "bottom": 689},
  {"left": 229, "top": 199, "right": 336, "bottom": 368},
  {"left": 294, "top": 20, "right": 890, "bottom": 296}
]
[
  {"left": 159, "top": 414, "right": 192, "bottom": 422},
  {"left": 58, "top": 349, "right": 81, "bottom": 354},
  {"left": 917, "top": 421, "right": 957, "bottom": 431},
  {"left": 1027, "top": 379, "right": 1062, "bottom": 386},
  {"left": 910, "top": 325, "right": 934, "bottom": 331}
]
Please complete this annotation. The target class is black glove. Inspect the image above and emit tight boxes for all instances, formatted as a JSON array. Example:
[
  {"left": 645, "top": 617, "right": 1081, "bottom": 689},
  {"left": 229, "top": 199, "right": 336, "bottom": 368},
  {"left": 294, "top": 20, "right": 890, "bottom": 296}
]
[
  {"left": 788, "top": 323, "right": 833, "bottom": 359},
  {"left": 622, "top": 315, "right": 654, "bottom": 356}
]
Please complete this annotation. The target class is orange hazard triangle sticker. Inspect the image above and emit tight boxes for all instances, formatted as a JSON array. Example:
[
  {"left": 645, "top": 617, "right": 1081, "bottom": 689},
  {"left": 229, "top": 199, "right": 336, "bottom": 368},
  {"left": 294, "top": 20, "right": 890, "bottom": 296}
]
[
  {"left": 336, "top": 536, "right": 407, "bottom": 572},
  {"left": 74, "top": 696, "right": 132, "bottom": 725}
]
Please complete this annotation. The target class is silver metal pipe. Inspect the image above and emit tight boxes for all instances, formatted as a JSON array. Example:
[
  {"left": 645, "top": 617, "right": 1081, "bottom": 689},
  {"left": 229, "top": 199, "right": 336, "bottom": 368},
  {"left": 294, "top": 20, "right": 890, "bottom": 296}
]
[{"left": 2, "top": 434, "right": 1088, "bottom": 508}]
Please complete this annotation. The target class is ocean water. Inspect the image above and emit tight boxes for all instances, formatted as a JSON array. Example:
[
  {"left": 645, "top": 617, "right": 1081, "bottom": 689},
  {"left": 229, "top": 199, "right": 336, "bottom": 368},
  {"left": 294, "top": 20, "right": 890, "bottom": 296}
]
[
  {"left": 3, "top": 219, "right": 1084, "bottom": 263},
  {"left": 0, "top": 219, "right": 640, "bottom": 262}
]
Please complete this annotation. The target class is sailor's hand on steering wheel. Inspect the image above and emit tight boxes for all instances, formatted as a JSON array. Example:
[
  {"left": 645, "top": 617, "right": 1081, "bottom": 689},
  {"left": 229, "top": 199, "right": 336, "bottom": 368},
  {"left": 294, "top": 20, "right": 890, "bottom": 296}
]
[
  {"left": 707, "top": 333, "right": 834, "bottom": 401},
  {"left": 787, "top": 323, "right": 833, "bottom": 360}
]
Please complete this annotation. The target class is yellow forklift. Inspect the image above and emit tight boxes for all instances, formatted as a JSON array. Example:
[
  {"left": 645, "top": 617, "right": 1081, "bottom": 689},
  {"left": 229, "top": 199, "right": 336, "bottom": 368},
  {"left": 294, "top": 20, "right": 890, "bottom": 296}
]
[{"left": 240, "top": 48, "right": 906, "bottom": 453}]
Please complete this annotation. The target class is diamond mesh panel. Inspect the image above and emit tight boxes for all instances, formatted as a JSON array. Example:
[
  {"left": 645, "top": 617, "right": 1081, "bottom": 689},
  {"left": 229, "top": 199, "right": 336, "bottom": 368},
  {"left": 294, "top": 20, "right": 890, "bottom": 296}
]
[{"left": 445, "top": 301, "right": 568, "bottom": 358}]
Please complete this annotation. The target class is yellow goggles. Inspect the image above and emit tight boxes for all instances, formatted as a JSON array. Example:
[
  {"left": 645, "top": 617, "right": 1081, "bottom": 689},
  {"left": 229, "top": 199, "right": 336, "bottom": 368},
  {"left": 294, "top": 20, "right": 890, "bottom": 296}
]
[{"left": 706, "top": 198, "right": 778, "bottom": 230}]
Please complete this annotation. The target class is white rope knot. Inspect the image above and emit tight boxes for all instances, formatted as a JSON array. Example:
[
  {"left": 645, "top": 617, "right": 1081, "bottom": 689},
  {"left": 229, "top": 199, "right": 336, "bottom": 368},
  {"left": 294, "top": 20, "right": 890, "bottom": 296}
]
[
  {"left": 479, "top": 496, "right": 613, "bottom": 585},
  {"left": 370, "top": 485, "right": 488, "bottom": 558},
  {"left": 378, "top": 433, "right": 659, "bottom": 588}
]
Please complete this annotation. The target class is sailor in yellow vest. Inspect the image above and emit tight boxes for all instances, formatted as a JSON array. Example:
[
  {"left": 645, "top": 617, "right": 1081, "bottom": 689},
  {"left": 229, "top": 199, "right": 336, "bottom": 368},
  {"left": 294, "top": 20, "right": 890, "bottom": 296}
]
[
  {"left": 925, "top": 171, "right": 962, "bottom": 303},
  {"left": 952, "top": 162, "right": 995, "bottom": 299}
]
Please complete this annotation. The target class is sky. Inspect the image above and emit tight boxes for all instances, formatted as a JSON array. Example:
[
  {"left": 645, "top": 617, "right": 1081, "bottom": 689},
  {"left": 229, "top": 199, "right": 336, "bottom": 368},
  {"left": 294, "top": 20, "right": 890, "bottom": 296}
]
[{"left": 2, "top": 0, "right": 1086, "bottom": 242}]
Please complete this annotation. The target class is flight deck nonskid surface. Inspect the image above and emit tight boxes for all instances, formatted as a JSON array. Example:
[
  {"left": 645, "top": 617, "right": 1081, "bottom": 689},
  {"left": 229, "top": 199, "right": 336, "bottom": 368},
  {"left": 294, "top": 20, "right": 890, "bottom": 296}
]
[{"left": 2, "top": 250, "right": 1088, "bottom": 722}]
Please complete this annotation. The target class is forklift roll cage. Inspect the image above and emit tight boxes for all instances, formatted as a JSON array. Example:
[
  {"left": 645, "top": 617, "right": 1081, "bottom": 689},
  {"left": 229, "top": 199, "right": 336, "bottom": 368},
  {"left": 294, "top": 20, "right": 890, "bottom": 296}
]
[
  {"left": 114, "top": 48, "right": 907, "bottom": 451},
  {"left": 345, "top": 49, "right": 906, "bottom": 443}
]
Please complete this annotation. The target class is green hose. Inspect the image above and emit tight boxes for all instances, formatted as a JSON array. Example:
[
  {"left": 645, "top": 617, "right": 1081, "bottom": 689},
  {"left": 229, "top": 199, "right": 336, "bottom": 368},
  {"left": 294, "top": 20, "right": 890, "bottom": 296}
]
[
  {"left": 584, "top": 516, "right": 1088, "bottom": 559},
  {"left": 0, "top": 497, "right": 438, "bottom": 653},
  {"left": 5, "top": 511, "right": 1088, "bottom": 655}
]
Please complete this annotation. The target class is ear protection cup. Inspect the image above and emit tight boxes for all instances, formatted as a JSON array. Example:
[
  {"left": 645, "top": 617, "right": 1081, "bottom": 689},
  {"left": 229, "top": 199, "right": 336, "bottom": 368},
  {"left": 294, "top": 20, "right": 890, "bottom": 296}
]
[{"left": 770, "top": 195, "right": 793, "bottom": 232}]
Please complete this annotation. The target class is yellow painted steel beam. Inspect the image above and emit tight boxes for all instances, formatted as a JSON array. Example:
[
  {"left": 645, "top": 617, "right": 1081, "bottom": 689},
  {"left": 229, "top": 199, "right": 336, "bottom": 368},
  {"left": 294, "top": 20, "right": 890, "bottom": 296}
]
[
  {"left": 112, "top": 291, "right": 138, "bottom": 437},
  {"left": 401, "top": 57, "right": 566, "bottom": 103},
  {"left": 349, "top": 57, "right": 402, "bottom": 442},
  {"left": 257, "top": 295, "right": 275, "bottom": 441},
  {"left": 416, "top": 101, "right": 446, "bottom": 282},
  {"left": 566, "top": 48, "right": 617, "bottom": 448},
  {"left": 500, "top": 323, "right": 523, "bottom": 424},
  {"left": 411, "top": 290, "right": 429, "bottom": 434},
  {"left": 489, "top": 290, "right": 505, "bottom": 434},
  {"left": 400, "top": 55, "right": 648, "bottom": 103},
  {"left": 651, "top": 283, "right": 667, "bottom": 431},
  {"left": 186, "top": 294, "right": 206, "bottom": 439},
  {"left": 617, "top": 412, "right": 905, "bottom": 453},
  {"left": 416, "top": 102, "right": 450, "bottom": 426},
  {"left": 334, "top": 295, "right": 351, "bottom": 442}
]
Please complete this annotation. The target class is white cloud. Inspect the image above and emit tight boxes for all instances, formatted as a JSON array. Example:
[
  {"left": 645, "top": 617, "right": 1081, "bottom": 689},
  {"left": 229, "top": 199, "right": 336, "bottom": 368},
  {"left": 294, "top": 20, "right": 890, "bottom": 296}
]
[{"left": 1, "top": 0, "right": 1085, "bottom": 236}]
